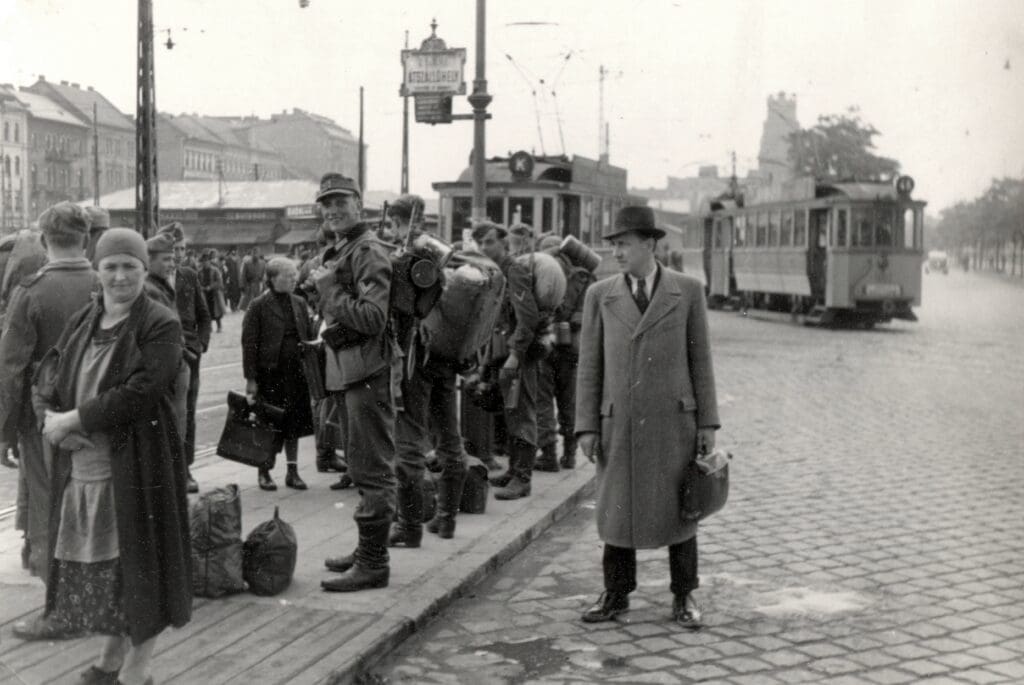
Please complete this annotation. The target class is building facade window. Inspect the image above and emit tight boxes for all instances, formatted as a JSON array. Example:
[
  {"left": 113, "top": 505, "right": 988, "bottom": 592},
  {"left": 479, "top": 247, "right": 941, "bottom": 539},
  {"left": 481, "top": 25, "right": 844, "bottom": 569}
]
[
  {"left": 3, "top": 122, "right": 8, "bottom": 141},
  {"left": 15, "top": 156, "right": 20, "bottom": 176},
  {"left": 14, "top": 123, "right": 19, "bottom": 142}
]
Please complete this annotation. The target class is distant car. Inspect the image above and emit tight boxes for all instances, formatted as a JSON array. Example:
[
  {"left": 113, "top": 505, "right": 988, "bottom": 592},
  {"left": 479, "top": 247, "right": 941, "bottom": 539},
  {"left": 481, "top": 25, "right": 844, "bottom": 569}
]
[{"left": 926, "top": 250, "right": 949, "bottom": 275}]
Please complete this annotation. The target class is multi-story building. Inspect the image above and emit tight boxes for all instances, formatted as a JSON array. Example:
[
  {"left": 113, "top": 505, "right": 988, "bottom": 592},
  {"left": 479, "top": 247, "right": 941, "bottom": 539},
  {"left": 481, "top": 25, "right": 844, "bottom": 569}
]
[
  {"left": 25, "top": 76, "right": 136, "bottom": 201},
  {"left": 237, "top": 109, "right": 363, "bottom": 181},
  {"left": 157, "top": 114, "right": 289, "bottom": 182},
  {"left": 0, "top": 85, "right": 30, "bottom": 232},
  {"left": 16, "top": 89, "right": 91, "bottom": 218}
]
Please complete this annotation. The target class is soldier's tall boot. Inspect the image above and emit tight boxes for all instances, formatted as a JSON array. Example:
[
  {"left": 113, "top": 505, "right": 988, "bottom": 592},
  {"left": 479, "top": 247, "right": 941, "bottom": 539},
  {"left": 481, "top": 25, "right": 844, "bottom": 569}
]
[
  {"left": 493, "top": 439, "right": 534, "bottom": 500},
  {"left": 389, "top": 478, "right": 424, "bottom": 548},
  {"left": 322, "top": 520, "right": 390, "bottom": 592},
  {"left": 560, "top": 438, "right": 578, "bottom": 469},
  {"left": 426, "top": 463, "right": 467, "bottom": 539}
]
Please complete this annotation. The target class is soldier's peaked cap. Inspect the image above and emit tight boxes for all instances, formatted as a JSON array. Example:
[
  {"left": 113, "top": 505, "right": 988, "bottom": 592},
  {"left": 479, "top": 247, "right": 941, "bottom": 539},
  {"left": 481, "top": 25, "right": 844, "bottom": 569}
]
[{"left": 316, "top": 173, "right": 361, "bottom": 203}]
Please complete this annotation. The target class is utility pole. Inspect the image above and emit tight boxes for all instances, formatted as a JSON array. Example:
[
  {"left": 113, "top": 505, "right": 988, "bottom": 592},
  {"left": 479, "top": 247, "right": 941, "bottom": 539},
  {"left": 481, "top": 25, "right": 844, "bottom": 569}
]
[
  {"left": 92, "top": 103, "right": 100, "bottom": 205},
  {"left": 358, "top": 86, "right": 365, "bottom": 193},
  {"left": 400, "top": 30, "right": 410, "bottom": 194},
  {"left": 468, "top": 0, "right": 492, "bottom": 222},
  {"left": 598, "top": 65, "right": 604, "bottom": 157},
  {"left": 135, "top": 0, "right": 159, "bottom": 237}
]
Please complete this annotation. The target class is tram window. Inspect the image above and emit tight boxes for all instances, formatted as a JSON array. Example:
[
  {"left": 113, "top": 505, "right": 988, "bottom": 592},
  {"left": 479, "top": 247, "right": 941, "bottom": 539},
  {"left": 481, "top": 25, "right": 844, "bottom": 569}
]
[
  {"left": 851, "top": 208, "right": 872, "bottom": 247},
  {"left": 755, "top": 213, "right": 767, "bottom": 247},
  {"left": 794, "top": 210, "right": 807, "bottom": 246},
  {"left": 509, "top": 197, "right": 534, "bottom": 227},
  {"left": 452, "top": 197, "right": 473, "bottom": 236},
  {"left": 780, "top": 211, "right": 793, "bottom": 246},
  {"left": 835, "top": 209, "right": 848, "bottom": 247},
  {"left": 768, "top": 211, "right": 779, "bottom": 246},
  {"left": 486, "top": 197, "right": 505, "bottom": 224},
  {"left": 734, "top": 215, "right": 746, "bottom": 247},
  {"left": 541, "top": 197, "right": 553, "bottom": 232},
  {"left": 875, "top": 207, "right": 894, "bottom": 246},
  {"left": 901, "top": 208, "right": 915, "bottom": 249}
]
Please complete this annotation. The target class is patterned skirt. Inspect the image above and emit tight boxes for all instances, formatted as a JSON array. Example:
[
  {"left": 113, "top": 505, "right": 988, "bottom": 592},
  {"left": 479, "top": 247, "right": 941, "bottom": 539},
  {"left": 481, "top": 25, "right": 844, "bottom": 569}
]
[{"left": 48, "top": 558, "right": 129, "bottom": 636}]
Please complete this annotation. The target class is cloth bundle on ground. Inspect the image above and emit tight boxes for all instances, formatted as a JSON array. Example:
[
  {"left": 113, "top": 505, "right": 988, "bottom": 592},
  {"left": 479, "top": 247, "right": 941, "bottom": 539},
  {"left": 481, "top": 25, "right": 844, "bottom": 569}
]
[
  {"left": 191, "top": 484, "right": 246, "bottom": 598},
  {"left": 242, "top": 506, "right": 297, "bottom": 596},
  {"left": 420, "top": 250, "right": 506, "bottom": 363}
]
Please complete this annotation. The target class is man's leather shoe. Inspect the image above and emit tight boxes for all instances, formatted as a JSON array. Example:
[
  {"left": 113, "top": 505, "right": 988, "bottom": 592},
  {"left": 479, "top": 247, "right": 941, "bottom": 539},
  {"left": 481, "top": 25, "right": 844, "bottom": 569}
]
[
  {"left": 79, "top": 665, "right": 120, "bottom": 684},
  {"left": 488, "top": 472, "right": 513, "bottom": 488},
  {"left": 534, "top": 444, "right": 560, "bottom": 472},
  {"left": 12, "top": 614, "right": 83, "bottom": 641},
  {"left": 329, "top": 474, "right": 354, "bottom": 490},
  {"left": 560, "top": 442, "right": 577, "bottom": 469},
  {"left": 321, "top": 565, "right": 389, "bottom": 592},
  {"left": 388, "top": 524, "right": 422, "bottom": 548},
  {"left": 324, "top": 552, "right": 355, "bottom": 573},
  {"left": 258, "top": 470, "right": 277, "bottom": 491},
  {"left": 493, "top": 478, "right": 531, "bottom": 500},
  {"left": 285, "top": 471, "right": 308, "bottom": 490},
  {"left": 581, "top": 591, "right": 629, "bottom": 623},
  {"left": 673, "top": 593, "right": 702, "bottom": 629},
  {"left": 186, "top": 472, "right": 199, "bottom": 494}
]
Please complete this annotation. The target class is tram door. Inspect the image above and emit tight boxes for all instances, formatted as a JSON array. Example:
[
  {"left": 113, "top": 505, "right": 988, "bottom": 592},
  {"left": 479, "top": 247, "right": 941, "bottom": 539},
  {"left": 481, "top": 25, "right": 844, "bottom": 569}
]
[
  {"left": 560, "top": 195, "right": 581, "bottom": 240},
  {"left": 808, "top": 209, "right": 829, "bottom": 300}
]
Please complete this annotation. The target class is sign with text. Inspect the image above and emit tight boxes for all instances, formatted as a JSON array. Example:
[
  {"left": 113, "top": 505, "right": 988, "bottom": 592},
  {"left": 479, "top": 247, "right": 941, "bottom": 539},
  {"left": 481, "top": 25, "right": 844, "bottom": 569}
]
[
  {"left": 401, "top": 48, "right": 467, "bottom": 96},
  {"left": 414, "top": 94, "right": 453, "bottom": 125}
]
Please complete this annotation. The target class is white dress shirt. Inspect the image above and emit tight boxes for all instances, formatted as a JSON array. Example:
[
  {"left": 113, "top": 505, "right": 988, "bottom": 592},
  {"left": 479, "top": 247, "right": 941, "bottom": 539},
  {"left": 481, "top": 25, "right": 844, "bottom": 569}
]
[{"left": 627, "top": 263, "right": 659, "bottom": 301}]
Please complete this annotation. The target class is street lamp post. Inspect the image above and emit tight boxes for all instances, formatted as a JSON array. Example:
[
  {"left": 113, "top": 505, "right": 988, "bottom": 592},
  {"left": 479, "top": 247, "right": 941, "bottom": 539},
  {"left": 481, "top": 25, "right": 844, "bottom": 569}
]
[
  {"left": 467, "top": 0, "right": 491, "bottom": 222},
  {"left": 136, "top": 0, "right": 159, "bottom": 237}
]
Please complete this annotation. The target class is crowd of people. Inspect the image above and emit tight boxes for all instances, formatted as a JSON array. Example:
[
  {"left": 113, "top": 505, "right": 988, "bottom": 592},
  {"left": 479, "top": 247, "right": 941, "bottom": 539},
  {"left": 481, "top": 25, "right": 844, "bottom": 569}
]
[{"left": 0, "top": 173, "right": 719, "bottom": 682}]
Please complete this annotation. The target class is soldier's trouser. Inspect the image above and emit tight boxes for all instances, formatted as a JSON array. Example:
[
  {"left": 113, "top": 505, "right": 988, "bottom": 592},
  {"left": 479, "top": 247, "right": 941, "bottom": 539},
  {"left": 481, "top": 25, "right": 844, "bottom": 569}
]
[
  {"left": 184, "top": 353, "right": 201, "bottom": 466},
  {"left": 315, "top": 395, "right": 344, "bottom": 456},
  {"left": 16, "top": 430, "right": 52, "bottom": 579},
  {"left": 501, "top": 358, "right": 538, "bottom": 483},
  {"left": 603, "top": 537, "right": 699, "bottom": 597},
  {"left": 395, "top": 357, "right": 466, "bottom": 529},
  {"left": 335, "top": 371, "right": 396, "bottom": 570},
  {"left": 536, "top": 347, "right": 578, "bottom": 451}
]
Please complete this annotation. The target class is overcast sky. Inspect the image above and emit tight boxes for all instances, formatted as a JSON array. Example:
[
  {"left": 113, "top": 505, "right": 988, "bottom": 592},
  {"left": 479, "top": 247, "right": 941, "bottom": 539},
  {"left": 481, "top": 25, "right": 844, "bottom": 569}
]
[{"left": 1, "top": 0, "right": 1021, "bottom": 212}]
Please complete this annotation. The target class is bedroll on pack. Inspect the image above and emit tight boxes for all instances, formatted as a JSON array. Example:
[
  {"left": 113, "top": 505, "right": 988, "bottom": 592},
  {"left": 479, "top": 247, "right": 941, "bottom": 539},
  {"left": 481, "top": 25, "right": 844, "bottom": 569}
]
[
  {"left": 242, "top": 506, "right": 298, "bottom": 596},
  {"left": 515, "top": 251, "right": 567, "bottom": 310},
  {"left": 421, "top": 250, "right": 506, "bottom": 363},
  {"left": 190, "top": 484, "right": 247, "bottom": 598}
]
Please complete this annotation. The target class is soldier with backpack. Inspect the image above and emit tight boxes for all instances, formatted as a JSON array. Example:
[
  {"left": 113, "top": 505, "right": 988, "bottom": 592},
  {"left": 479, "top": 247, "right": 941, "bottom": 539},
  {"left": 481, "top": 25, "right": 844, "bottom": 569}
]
[{"left": 534, "top": 235, "right": 596, "bottom": 471}]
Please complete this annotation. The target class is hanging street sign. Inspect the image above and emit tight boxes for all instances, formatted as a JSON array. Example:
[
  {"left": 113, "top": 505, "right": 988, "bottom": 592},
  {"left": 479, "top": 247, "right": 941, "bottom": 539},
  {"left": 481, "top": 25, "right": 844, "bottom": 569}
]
[
  {"left": 401, "top": 49, "right": 467, "bottom": 96},
  {"left": 414, "top": 94, "right": 453, "bottom": 125}
]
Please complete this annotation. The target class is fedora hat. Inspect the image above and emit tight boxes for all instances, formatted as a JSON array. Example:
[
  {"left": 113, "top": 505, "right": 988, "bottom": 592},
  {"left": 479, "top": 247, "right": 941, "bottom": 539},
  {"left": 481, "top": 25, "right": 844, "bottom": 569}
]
[
  {"left": 316, "top": 173, "right": 361, "bottom": 203},
  {"left": 603, "top": 206, "right": 665, "bottom": 241}
]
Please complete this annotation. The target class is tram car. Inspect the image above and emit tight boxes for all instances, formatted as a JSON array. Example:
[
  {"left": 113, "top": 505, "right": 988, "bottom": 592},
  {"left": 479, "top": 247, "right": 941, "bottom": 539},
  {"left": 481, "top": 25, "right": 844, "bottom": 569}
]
[
  {"left": 688, "top": 176, "right": 925, "bottom": 326},
  {"left": 433, "top": 151, "right": 652, "bottom": 277}
]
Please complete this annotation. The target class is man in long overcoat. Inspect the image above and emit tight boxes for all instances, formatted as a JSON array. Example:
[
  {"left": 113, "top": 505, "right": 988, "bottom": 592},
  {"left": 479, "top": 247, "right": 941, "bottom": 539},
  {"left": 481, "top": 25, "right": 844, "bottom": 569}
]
[{"left": 575, "top": 206, "right": 720, "bottom": 629}]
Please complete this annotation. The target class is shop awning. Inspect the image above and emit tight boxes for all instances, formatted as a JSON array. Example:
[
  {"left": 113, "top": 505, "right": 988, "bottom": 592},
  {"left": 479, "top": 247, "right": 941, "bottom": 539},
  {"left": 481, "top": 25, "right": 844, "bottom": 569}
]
[
  {"left": 276, "top": 228, "right": 320, "bottom": 245},
  {"left": 186, "top": 223, "right": 278, "bottom": 245}
]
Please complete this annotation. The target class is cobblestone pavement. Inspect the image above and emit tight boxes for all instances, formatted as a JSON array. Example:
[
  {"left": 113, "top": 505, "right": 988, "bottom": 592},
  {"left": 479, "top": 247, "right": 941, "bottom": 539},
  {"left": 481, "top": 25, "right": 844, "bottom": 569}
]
[{"left": 373, "top": 270, "right": 1024, "bottom": 684}]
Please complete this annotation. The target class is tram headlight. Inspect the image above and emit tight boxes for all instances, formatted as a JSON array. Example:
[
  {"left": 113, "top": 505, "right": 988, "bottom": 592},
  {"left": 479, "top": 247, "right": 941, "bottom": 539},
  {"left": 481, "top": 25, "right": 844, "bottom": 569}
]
[{"left": 895, "top": 175, "right": 915, "bottom": 196}]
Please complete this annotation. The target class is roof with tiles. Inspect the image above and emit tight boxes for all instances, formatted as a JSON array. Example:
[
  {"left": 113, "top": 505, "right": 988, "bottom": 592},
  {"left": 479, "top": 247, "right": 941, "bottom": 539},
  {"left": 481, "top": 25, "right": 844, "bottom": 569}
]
[{"left": 27, "top": 79, "right": 133, "bottom": 131}]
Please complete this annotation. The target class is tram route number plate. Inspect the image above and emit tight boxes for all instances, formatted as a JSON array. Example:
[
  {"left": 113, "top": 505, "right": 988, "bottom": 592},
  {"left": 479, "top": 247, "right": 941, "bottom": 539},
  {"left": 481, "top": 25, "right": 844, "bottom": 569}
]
[{"left": 865, "top": 283, "right": 901, "bottom": 297}]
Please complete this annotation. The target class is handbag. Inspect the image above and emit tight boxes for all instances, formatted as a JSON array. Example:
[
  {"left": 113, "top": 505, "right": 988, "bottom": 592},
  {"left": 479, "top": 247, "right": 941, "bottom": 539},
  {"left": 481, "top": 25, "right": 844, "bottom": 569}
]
[
  {"left": 680, "top": 449, "right": 731, "bottom": 522},
  {"left": 215, "top": 392, "right": 285, "bottom": 469}
]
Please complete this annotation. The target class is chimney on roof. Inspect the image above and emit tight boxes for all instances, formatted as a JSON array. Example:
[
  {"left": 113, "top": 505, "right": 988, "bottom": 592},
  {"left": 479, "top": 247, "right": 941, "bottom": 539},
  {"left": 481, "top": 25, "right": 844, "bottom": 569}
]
[
  {"left": 87, "top": 86, "right": 93, "bottom": 91},
  {"left": 71, "top": 83, "right": 80, "bottom": 89},
  {"left": 38, "top": 75, "right": 45, "bottom": 81},
  {"left": 61, "top": 80, "right": 69, "bottom": 86}
]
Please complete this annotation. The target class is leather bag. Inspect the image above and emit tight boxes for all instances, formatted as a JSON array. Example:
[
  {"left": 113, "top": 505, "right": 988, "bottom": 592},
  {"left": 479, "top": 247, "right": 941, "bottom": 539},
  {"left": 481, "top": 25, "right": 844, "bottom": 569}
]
[
  {"left": 680, "top": 449, "right": 731, "bottom": 522},
  {"left": 242, "top": 506, "right": 298, "bottom": 596},
  {"left": 215, "top": 392, "right": 285, "bottom": 469}
]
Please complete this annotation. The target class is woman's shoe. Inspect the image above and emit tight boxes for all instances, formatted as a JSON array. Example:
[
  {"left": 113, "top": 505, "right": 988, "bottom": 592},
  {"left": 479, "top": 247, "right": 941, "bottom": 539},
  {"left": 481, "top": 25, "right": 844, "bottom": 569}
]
[
  {"left": 258, "top": 470, "right": 277, "bottom": 491},
  {"left": 285, "top": 469, "right": 308, "bottom": 490}
]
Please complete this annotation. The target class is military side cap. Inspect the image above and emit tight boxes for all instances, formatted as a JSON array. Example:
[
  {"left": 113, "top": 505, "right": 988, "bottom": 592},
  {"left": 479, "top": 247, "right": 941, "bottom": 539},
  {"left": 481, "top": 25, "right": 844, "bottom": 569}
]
[
  {"left": 84, "top": 206, "right": 110, "bottom": 231},
  {"left": 158, "top": 221, "right": 185, "bottom": 243},
  {"left": 316, "top": 173, "right": 360, "bottom": 203},
  {"left": 603, "top": 206, "right": 666, "bottom": 241},
  {"left": 146, "top": 232, "right": 176, "bottom": 254}
]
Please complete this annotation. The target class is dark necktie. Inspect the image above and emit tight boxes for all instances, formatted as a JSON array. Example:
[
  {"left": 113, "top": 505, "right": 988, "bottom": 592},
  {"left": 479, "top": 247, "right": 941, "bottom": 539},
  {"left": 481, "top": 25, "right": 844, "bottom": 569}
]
[{"left": 634, "top": 277, "right": 649, "bottom": 314}]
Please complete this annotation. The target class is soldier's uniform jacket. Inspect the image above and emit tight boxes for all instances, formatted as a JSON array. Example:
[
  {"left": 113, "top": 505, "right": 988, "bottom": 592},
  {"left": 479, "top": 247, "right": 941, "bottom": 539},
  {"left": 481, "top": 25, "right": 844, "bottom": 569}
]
[
  {"left": 315, "top": 223, "right": 393, "bottom": 390},
  {"left": 495, "top": 254, "right": 540, "bottom": 360},
  {"left": 0, "top": 258, "right": 99, "bottom": 436},
  {"left": 173, "top": 266, "right": 212, "bottom": 357}
]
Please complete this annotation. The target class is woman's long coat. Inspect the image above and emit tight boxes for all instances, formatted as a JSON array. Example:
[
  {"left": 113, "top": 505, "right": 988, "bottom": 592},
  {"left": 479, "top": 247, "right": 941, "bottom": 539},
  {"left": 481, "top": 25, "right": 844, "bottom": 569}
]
[
  {"left": 37, "top": 293, "right": 192, "bottom": 645},
  {"left": 575, "top": 268, "right": 720, "bottom": 549}
]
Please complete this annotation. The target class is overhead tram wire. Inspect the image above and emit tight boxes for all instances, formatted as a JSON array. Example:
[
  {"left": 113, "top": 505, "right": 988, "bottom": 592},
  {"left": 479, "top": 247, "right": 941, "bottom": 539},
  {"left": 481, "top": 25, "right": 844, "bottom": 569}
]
[
  {"left": 549, "top": 51, "right": 574, "bottom": 156},
  {"left": 505, "top": 52, "right": 547, "bottom": 155}
]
